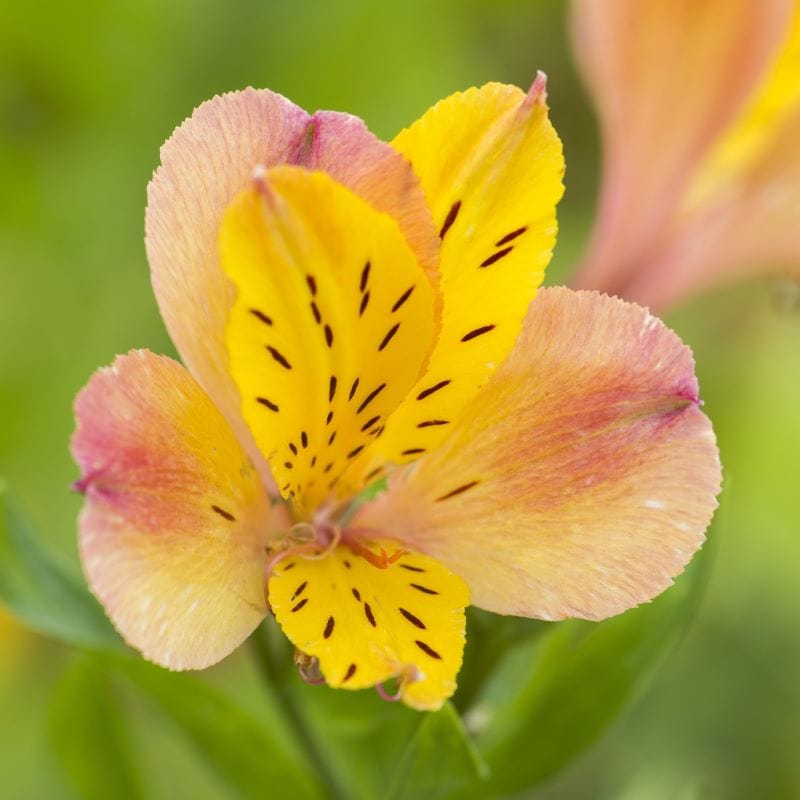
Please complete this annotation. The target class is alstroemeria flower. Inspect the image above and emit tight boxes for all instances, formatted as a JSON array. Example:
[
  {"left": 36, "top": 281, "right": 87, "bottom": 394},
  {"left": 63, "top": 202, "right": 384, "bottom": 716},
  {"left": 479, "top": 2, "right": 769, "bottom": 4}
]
[
  {"left": 72, "top": 78, "right": 721, "bottom": 711},
  {"left": 571, "top": 0, "right": 800, "bottom": 311}
]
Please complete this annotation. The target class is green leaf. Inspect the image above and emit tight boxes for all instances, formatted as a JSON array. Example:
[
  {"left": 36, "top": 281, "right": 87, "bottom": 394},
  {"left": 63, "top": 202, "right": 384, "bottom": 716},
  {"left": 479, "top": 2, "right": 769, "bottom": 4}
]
[
  {"left": 0, "top": 484, "right": 321, "bottom": 798},
  {"left": 387, "top": 702, "right": 489, "bottom": 800},
  {"left": 284, "top": 677, "right": 423, "bottom": 800},
  {"left": 463, "top": 537, "right": 716, "bottom": 796},
  {"left": 276, "top": 672, "right": 489, "bottom": 800},
  {"left": 49, "top": 657, "right": 143, "bottom": 800},
  {"left": 250, "top": 618, "right": 447, "bottom": 800},
  {"left": 103, "top": 654, "right": 324, "bottom": 800},
  {"left": 454, "top": 610, "right": 546, "bottom": 712},
  {"left": 0, "top": 479, "right": 121, "bottom": 650}
]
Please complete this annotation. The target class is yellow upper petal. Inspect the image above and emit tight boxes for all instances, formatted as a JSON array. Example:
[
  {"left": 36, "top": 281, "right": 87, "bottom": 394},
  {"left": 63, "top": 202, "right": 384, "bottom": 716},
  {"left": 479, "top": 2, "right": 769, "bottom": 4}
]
[
  {"left": 146, "top": 91, "right": 440, "bottom": 492},
  {"left": 348, "top": 78, "right": 564, "bottom": 483},
  {"left": 268, "top": 540, "right": 469, "bottom": 711},
  {"left": 220, "top": 167, "right": 436, "bottom": 514}
]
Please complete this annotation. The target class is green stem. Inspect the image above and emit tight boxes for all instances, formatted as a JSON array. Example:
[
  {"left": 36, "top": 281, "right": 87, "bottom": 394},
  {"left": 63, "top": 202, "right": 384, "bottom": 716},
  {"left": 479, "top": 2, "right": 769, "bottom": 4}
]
[{"left": 249, "top": 624, "right": 345, "bottom": 800}]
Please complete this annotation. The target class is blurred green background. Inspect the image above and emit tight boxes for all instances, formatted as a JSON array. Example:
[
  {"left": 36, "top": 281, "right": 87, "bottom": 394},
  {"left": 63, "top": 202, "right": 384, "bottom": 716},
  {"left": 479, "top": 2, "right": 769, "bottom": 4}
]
[{"left": 1, "top": 1, "right": 798, "bottom": 797}]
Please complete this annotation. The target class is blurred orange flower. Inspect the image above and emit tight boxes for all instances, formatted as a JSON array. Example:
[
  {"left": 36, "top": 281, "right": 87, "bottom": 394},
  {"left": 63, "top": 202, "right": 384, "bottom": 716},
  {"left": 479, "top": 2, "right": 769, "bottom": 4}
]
[{"left": 571, "top": 0, "right": 800, "bottom": 310}]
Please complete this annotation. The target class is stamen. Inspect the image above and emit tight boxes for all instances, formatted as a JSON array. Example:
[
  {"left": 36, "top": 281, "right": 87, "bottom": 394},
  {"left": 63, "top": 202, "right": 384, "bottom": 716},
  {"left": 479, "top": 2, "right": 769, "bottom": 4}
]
[
  {"left": 289, "top": 522, "right": 316, "bottom": 544},
  {"left": 294, "top": 651, "right": 326, "bottom": 685},
  {"left": 252, "top": 163, "right": 268, "bottom": 192},
  {"left": 262, "top": 523, "right": 340, "bottom": 581},
  {"left": 375, "top": 681, "right": 402, "bottom": 703},
  {"left": 299, "top": 523, "right": 341, "bottom": 561},
  {"left": 348, "top": 539, "right": 408, "bottom": 569},
  {"left": 375, "top": 666, "right": 422, "bottom": 702}
]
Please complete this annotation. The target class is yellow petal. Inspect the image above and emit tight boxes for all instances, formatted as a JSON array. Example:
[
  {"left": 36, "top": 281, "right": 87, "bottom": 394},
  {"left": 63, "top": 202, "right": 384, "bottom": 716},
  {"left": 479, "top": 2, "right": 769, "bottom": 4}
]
[
  {"left": 355, "top": 288, "right": 721, "bottom": 622},
  {"left": 268, "top": 540, "right": 469, "bottom": 711},
  {"left": 571, "top": 0, "right": 792, "bottom": 295},
  {"left": 220, "top": 167, "right": 436, "bottom": 513},
  {"left": 146, "top": 90, "right": 439, "bottom": 487},
  {"left": 71, "top": 351, "right": 285, "bottom": 669},
  {"left": 347, "top": 78, "right": 564, "bottom": 482}
]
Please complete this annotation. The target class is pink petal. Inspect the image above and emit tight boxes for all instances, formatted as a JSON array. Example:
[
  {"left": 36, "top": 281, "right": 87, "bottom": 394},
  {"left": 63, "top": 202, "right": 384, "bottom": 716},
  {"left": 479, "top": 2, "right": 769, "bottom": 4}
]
[
  {"left": 308, "top": 111, "right": 439, "bottom": 283},
  {"left": 354, "top": 288, "right": 721, "bottom": 621},
  {"left": 72, "top": 350, "right": 287, "bottom": 669}
]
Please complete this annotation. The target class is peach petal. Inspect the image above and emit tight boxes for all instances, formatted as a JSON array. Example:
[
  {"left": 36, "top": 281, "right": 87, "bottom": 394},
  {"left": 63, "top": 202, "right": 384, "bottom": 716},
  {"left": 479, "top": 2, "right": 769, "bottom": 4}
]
[
  {"left": 571, "top": 0, "right": 792, "bottom": 296},
  {"left": 146, "top": 89, "right": 308, "bottom": 485},
  {"left": 72, "top": 350, "right": 286, "bottom": 669},
  {"left": 355, "top": 288, "right": 721, "bottom": 621},
  {"left": 307, "top": 111, "right": 439, "bottom": 284}
]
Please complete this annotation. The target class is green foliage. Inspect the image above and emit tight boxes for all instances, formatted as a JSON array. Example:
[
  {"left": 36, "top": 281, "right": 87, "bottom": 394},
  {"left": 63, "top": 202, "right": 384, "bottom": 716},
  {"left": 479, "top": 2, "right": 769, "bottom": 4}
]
[
  {"left": 387, "top": 703, "right": 489, "bottom": 800},
  {"left": 49, "top": 657, "right": 143, "bottom": 800},
  {"left": 0, "top": 482, "right": 321, "bottom": 800},
  {"left": 0, "top": 480, "right": 120, "bottom": 650},
  {"left": 0, "top": 478, "right": 715, "bottom": 799},
  {"left": 280, "top": 665, "right": 424, "bottom": 799},
  {"left": 464, "top": 556, "right": 707, "bottom": 796},
  {"left": 105, "top": 656, "right": 323, "bottom": 800}
]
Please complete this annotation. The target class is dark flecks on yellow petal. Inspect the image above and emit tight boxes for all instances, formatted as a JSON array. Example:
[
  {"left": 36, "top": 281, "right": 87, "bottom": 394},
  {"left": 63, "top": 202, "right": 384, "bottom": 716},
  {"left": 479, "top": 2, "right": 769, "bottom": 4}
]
[{"left": 267, "top": 540, "right": 469, "bottom": 711}]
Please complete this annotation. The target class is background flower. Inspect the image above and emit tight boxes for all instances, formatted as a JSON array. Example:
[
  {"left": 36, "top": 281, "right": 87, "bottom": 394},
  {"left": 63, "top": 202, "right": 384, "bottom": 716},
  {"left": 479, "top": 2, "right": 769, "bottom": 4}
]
[{"left": 571, "top": 0, "right": 800, "bottom": 311}]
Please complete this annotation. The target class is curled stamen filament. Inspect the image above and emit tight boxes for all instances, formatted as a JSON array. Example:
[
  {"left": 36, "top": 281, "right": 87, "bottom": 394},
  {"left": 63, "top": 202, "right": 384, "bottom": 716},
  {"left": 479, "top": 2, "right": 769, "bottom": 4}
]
[
  {"left": 301, "top": 522, "right": 341, "bottom": 560},
  {"left": 375, "top": 681, "right": 402, "bottom": 703},
  {"left": 289, "top": 522, "right": 316, "bottom": 544},
  {"left": 263, "top": 523, "right": 342, "bottom": 585},
  {"left": 375, "top": 665, "right": 422, "bottom": 703},
  {"left": 295, "top": 652, "right": 327, "bottom": 686}
]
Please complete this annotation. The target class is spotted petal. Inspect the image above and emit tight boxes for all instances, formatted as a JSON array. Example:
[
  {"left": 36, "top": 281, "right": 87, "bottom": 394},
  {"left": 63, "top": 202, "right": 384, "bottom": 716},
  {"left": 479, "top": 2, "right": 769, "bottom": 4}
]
[
  {"left": 268, "top": 540, "right": 469, "bottom": 711},
  {"left": 220, "top": 167, "right": 436, "bottom": 513},
  {"left": 348, "top": 78, "right": 564, "bottom": 482},
  {"left": 72, "top": 350, "right": 285, "bottom": 669},
  {"left": 146, "top": 89, "right": 438, "bottom": 477},
  {"left": 355, "top": 288, "right": 721, "bottom": 621}
]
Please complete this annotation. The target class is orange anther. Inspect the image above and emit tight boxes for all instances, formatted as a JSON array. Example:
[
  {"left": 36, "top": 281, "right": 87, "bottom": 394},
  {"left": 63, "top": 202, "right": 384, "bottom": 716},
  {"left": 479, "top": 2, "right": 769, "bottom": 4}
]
[{"left": 350, "top": 540, "right": 408, "bottom": 569}]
